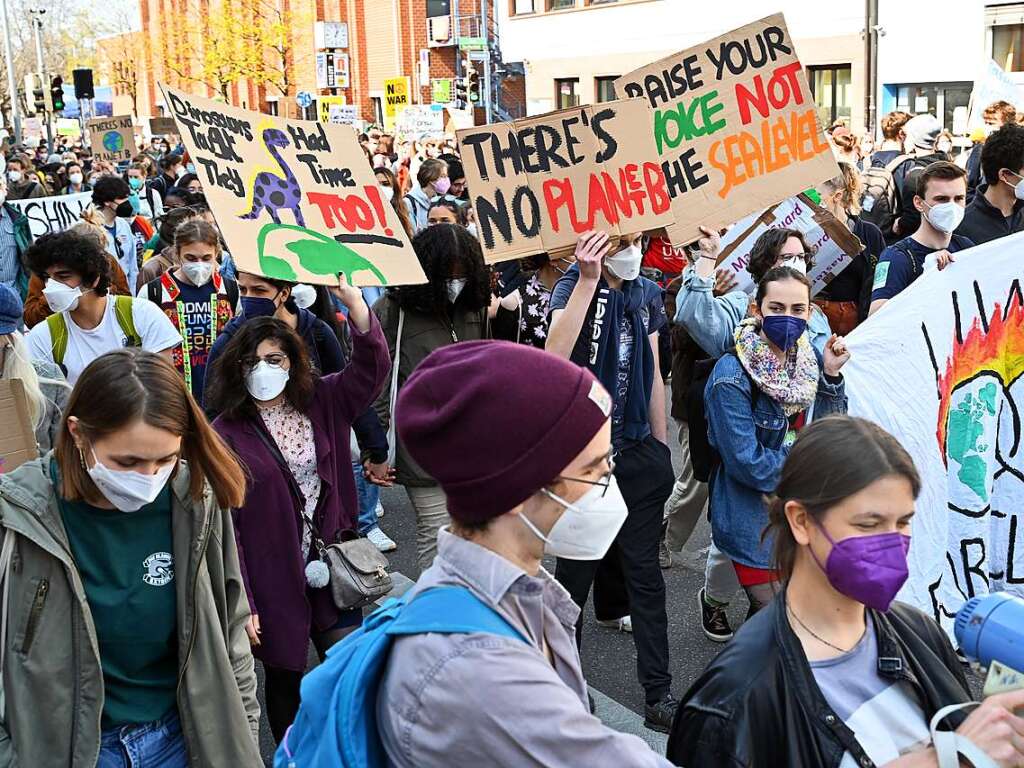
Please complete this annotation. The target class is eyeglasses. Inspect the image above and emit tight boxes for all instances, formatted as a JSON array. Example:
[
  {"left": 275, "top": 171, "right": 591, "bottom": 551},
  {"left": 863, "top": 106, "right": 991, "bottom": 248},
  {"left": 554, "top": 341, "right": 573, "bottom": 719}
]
[
  {"left": 779, "top": 253, "right": 811, "bottom": 263},
  {"left": 555, "top": 450, "right": 616, "bottom": 497},
  {"left": 240, "top": 353, "right": 287, "bottom": 370}
]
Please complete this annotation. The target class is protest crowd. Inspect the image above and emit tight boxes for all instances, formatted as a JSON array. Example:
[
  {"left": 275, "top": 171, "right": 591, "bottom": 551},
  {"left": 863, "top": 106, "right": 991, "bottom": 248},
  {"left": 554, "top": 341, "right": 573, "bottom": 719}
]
[{"left": 3, "top": 14, "right": 1024, "bottom": 768}]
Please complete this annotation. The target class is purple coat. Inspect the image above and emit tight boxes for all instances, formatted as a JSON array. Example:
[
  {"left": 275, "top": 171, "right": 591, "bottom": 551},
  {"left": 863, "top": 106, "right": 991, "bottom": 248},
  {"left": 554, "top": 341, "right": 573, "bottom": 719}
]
[{"left": 213, "top": 315, "right": 390, "bottom": 671}]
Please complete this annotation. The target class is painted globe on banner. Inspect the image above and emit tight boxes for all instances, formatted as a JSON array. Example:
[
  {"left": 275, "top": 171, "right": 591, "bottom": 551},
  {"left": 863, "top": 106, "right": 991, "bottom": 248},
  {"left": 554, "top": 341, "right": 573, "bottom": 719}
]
[{"left": 102, "top": 131, "right": 125, "bottom": 153}]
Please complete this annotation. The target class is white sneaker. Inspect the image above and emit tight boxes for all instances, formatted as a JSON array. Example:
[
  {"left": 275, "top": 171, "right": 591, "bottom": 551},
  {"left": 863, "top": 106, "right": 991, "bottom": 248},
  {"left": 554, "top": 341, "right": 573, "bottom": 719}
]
[
  {"left": 366, "top": 526, "right": 397, "bottom": 552},
  {"left": 375, "top": 500, "right": 385, "bottom": 518},
  {"left": 596, "top": 615, "right": 632, "bottom": 633}
]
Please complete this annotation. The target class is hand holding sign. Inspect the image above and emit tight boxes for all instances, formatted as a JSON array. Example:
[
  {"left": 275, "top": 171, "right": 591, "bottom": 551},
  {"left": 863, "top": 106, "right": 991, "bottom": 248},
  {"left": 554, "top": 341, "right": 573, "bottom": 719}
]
[{"left": 575, "top": 230, "right": 613, "bottom": 283}]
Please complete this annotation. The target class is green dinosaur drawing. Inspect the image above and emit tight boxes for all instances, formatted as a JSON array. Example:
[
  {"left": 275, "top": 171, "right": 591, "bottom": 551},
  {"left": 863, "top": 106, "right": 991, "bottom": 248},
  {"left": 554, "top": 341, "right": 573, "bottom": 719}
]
[{"left": 255, "top": 222, "right": 388, "bottom": 285}]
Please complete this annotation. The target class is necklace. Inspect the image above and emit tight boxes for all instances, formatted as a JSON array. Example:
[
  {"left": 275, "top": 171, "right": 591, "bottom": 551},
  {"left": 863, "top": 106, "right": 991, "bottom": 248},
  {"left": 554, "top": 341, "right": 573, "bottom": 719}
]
[{"left": 787, "top": 604, "right": 862, "bottom": 654}]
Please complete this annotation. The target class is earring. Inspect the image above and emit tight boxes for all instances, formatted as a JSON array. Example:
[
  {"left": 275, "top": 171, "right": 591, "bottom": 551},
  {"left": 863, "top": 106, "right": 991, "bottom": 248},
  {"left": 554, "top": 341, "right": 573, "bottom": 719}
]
[{"left": 77, "top": 447, "right": 87, "bottom": 470}]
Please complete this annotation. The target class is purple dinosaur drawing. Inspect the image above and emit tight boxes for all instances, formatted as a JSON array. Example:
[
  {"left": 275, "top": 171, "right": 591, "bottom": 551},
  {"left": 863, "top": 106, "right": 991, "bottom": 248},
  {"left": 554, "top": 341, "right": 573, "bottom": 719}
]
[{"left": 239, "top": 128, "right": 306, "bottom": 227}]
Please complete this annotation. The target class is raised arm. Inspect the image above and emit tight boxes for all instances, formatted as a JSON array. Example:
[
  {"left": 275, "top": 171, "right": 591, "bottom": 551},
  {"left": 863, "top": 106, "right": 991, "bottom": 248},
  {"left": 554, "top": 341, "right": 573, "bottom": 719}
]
[{"left": 546, "top": 231, "right": 611, "bottom": 360}]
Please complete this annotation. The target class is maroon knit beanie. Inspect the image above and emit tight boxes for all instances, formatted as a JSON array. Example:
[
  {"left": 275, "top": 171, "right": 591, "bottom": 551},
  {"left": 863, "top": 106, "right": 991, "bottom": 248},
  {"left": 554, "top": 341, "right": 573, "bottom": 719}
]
[{"left": 396, "top": 341, "right": 612, "bottom": 523}]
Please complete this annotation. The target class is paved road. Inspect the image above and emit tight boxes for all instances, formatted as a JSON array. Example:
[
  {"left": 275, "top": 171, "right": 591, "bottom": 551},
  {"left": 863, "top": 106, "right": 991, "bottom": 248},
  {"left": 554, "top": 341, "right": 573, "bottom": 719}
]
[{"left": 256, "top": 428, "right": 749, "bottom": 763}]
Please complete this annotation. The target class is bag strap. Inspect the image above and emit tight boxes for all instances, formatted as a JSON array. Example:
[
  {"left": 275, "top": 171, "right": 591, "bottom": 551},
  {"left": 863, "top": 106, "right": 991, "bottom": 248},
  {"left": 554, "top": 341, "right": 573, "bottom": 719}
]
[
  {"left": 45, "top": 312, "right": 69, "bottom": 368},
  {"left": 113, "top": 296, "right": 141, "bottom": 347},
  {"left": 0, "top": 529, "right": 15, "bottom": 723},
  {"left": 930, "top": 702, "right": 998, "bottom": 768},
  {"left": 885, "top": 153, "right": 911, "bottom": 174},
  {"left": 387, "top": 586, "right": 527, "bottom": 642},
  {"left": 386, "top": 307, "right": 404, "bottom": 466}
]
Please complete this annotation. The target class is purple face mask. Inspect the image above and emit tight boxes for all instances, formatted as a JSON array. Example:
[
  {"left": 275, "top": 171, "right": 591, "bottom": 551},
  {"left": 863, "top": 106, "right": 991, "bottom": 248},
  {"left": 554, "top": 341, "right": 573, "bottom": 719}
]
[{"left": 810, "top": 523, "right": 911, "bottom": 612}]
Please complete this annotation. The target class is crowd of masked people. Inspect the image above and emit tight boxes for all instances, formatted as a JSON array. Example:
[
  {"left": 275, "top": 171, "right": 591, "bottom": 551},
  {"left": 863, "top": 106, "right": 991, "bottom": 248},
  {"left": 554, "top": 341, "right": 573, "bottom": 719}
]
[{"left": 0, "top": 109, "right": 1023, "bottom": 768}]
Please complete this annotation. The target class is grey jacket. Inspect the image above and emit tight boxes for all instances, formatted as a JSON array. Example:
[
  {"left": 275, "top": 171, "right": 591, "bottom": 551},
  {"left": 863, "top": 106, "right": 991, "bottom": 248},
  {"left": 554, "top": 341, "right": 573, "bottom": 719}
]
[
  {"left": 377, "top": 529, "right": 673, "bottom": 767},
  {"left": 0, "top": 457, "right": 262, "bottom": 767}
]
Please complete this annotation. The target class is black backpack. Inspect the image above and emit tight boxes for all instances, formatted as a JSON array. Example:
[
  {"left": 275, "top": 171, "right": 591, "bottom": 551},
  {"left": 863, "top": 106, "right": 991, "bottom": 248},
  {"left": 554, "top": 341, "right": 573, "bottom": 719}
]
[
  {"left": 859, "top": 154, "right": 908, "bottom": 235},
  {"left": 686, "top": 353, "right": 759, "bottom": 484}
]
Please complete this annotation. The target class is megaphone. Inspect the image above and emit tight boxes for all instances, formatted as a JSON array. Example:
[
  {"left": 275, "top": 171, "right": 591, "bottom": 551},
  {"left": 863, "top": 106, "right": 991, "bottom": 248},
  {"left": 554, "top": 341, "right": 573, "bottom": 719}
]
[{"left": 955, "top": 592, "right": 1024, "bottom": 671}]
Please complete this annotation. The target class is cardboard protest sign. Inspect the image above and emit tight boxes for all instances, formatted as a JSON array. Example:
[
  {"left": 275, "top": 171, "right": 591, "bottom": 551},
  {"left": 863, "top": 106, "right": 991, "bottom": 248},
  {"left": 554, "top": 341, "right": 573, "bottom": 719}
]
[
  {"left": 9, "top": 192, "right": 92, "bottom": 238},
  {"left": 0, "top": 380, "right": 38, "bottom": 474},
  {"left": 150, "top": 116, "right": 177, "bottom": 135},
  {"left": 844, "top": 232, "right": 1024, "bottom": 636},
  {"left": 88, "top": 115, "right": 135, "bottom": 163},
  {"left": 383, "top": 77, "right": 410, "bottom": 132},
  {"left": 716, "top": 193, "right": 863, "bottom": 296},
  {"left": 616, "top": 13, "right": 837, "bottom": 246},
  {"left": 160, "top": 85, "right": 424, "bottom": 287},
  {"left": 458, "top": 98, "right": 677, "bottom": 263},
  {"left": 968, "top": 60, "right": 1024, "bottom": 130},
  {"left": 318, "top": 96, "right": 347, "bottom": 124}
]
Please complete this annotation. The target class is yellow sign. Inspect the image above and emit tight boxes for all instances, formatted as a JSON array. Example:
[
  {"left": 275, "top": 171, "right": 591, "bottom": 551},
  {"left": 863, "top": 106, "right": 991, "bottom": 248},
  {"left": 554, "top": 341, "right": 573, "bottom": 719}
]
[
  {"left": 383, "top": 77, "right": 410, "bottom": 131},
  {"left": 318, "top": 95, "right": 346, "bottom": 124}
]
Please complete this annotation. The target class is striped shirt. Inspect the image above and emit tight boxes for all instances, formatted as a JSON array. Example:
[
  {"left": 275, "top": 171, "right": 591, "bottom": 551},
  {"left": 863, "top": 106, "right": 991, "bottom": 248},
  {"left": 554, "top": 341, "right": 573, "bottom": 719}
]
[{"left": 0, "top": 208, "right": 20, "bottom": 288}]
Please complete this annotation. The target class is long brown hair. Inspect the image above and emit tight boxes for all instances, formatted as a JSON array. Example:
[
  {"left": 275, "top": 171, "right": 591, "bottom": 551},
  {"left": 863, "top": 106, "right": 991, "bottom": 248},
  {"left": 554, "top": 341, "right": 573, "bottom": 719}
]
[
  {"left": 375, "top": 166, "right": 413, "bottom": 239},
  {"left": 765, "top": 416, "right": 921, "bottom": 580},
  {"left": 54, "top": 349, "right": 246, "bottom": 509}
]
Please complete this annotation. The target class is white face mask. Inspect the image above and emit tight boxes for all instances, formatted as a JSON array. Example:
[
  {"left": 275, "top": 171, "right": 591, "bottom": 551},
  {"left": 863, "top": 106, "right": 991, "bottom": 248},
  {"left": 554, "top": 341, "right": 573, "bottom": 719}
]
[
  {"left": 181, "top": 261, "right": 213, "bottom": 286},
  {"left": 519, "top": 475, "right": 629, "bottom": 561},
  {"left": 43, "top": 277, "right": 83, "bottom": 313},
  {"left": 7, "top": 170, "right": 21, "bottom": 183},
  {"left": 780, "top": 256, "right": 808, "bottom": 275},
  {"left": 245, "top": 360, "right": 290, "bottom": 401},
  {"left": 380, "top": 184, "right": 395, "bottom": 203},
  {"left": 465, "top": 222, "right": 478, "bottom": 239},
  {"left": 924, "top": 201, "right": 965, "bottom": 234},
  {"left": 69, "top": 172, "right": 84, "bottom": 185},
  {"left": 290, "top": 283, "right": 317, "bottom": 309},
  {"left": 1004, "top": 172, "right": 1024, "bottom": 201},
  {"left": 87, "top": 449, "right": 175, "bottom": 512},
  {"left": 604, "top": 243, "right": 643, "bottom": 281},
  {"left": 446, "top": 277, "right": 467, "bottom": 303},
  {"left": 937, "top": 142, "right": 953, "bottom": 154}
]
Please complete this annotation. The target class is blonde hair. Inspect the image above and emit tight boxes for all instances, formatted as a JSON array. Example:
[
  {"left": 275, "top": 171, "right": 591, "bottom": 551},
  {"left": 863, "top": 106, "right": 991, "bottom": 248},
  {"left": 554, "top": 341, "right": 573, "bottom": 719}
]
[
  {"left": 1, "top": 332, "right": 64, "bottom": 431},
  {"left": 820, "top": 162, "right": 863, "bottom": 216}
]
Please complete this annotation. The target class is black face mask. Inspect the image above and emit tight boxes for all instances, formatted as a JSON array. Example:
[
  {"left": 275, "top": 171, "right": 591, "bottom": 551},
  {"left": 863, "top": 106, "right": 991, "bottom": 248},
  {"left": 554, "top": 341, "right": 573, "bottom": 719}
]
[{"left": 114, "top": 200, "right": 134, "bottom": 218}]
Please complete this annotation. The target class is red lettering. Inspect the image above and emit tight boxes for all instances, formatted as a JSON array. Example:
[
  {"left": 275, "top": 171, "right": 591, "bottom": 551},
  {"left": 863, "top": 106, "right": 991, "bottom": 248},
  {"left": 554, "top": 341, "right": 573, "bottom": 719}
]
[
  {"left": 642, "top": 162, "right": 671, "bottom": 214},
  {"left": 542, "top": 177, "right": 576, "bottom": 233},
  {"left": 735, "top": 76, "right": 769, "bottom": 125},
  {"left": 306, "top": 191, "right": 377, "bottom": 232},
  {"left": 585, "top": 173, "right": 613, "bottom": 230},
  {"left": 601, "top": 170, "right": 630, "bottom": 223}
]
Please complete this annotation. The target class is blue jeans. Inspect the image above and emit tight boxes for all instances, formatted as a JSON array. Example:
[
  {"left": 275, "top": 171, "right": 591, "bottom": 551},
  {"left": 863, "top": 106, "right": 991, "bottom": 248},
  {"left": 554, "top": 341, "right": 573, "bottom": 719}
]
[
  {"left": 97, "top": 709, "right": 187, "bottom": 768},
  {"left": 352, "top": 461, "right": 380, "bottom": 535}
]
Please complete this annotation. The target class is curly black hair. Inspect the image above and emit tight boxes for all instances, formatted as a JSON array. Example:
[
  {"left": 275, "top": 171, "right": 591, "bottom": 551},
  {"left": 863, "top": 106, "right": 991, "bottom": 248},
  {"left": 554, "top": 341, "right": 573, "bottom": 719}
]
[
  {"left": 981, "top": 123, "right": 1024, "bottom": 187},
  {"left": 390, "top": 223, "right": 492, "bottom": 315},
  {"left": 91, "top": 175, "right": 130, "bottom": 205},
  {"left": 25, "top": 230, "right": 112, "bottom": 295},
  {"left": 747, "top": 228, "right": 814, "bottom": 284},
  {"left": 205, "top": 317, "right": 315, "bottom": 421}
]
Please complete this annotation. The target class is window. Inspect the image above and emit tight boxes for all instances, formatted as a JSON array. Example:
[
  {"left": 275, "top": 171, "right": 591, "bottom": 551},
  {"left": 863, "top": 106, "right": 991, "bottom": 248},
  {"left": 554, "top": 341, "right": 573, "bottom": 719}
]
[
  {"left": 891, "top": 82, "right": 972, "bottom": 131},
  {"left": 426, "top": 0, "right": 450, "bottom": 17},
  {"left": 513, "top": 0, "right": 536, "bottom": 12},
  {"left": 807, "top": 64, "right": 851, "bottom": 127},
  {"left": 547, "top": 0, "right": 575, "bottom": 9},
  {"left": 994, "top": 24, "right": 1024, "bottom": 72},
  {"left": 555, "top": 78, "right": 579, "bottom": 109},
  {"left": 595, "top": 76, "right": 618, "bottom": 103}
]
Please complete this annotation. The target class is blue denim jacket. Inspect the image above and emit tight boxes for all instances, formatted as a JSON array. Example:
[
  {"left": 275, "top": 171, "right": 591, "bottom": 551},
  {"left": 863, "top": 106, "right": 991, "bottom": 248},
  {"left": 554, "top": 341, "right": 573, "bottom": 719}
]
[
  {"left": 675, "top": 265, "right": 832, "bottom": 357},
  {"left": 705, "top": 350, "right": 847, "bottom": 569}
]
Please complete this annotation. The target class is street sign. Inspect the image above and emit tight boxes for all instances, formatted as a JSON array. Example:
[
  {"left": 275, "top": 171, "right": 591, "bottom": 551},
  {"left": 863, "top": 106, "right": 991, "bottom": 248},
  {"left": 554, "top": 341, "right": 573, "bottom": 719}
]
[
  {"left": 467, "top": 50, "right": 487, "bottom": 62},
  {"left": 431, "top": 78, "right": 453, "bottom": 104},
  {"left": 458, "top": 37, "right": 486, "bottom": 51},
  {"left": 316, "top": 52, "right": 350, "bottom": 89},
  {"left": 296, "top": 91, "right": 314, "bottom": 109}
]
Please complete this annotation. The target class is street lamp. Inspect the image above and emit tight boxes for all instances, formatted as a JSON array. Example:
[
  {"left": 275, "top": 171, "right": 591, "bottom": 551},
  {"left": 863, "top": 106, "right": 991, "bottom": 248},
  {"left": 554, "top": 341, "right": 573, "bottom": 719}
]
[{"left": 1, "top": 0, "right": 20, "bottom": 143}]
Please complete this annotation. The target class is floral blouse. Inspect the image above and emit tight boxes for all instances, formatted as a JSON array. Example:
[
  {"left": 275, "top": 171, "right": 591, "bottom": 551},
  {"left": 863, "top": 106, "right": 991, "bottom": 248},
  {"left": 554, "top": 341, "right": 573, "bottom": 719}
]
[
  {"left": 518, "top": 272, "right": 553, "bottom": 348},
  {"left": 260, "top": 401, "right": 321, "bottom": 560}
]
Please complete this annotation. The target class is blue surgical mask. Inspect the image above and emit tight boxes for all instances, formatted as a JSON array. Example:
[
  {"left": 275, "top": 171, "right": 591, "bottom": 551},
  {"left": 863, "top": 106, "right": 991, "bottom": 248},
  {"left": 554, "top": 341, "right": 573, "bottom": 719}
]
[
  {"left": 761, "top": 315, "right": 806, "bottom": 351},
  {"left": 241, "top": 296, "right": 278, "bottom": 318}
]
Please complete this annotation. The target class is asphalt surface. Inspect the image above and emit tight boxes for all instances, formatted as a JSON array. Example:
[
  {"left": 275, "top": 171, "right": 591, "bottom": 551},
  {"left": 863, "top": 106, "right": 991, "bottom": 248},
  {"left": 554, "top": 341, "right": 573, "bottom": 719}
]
[{"left": 256, "top": 426, "right": 745, "bottom": 764}]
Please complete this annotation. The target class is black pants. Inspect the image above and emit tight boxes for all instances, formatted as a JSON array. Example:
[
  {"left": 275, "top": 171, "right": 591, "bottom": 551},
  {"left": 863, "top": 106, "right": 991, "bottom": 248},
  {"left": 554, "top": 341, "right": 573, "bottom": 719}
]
[
  {"left": 263, "top": 625, "right": 355, "bottom": 742},
  {"left": 556, "top": 434, "right": 675, "bottom": 705}
]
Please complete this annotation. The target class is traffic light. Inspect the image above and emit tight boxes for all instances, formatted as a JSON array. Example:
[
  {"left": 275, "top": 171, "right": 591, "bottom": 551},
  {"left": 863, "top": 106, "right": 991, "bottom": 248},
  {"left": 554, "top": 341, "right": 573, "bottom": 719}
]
[
  {"left": 467, "top": 69, "right": 480, "bottom": 104},
  {"left": 49, "top": 75, "right": 64, "bottom": 112},
  {"left": 453, "top": 75, "right": 467, "bottom": 106},
  {"left": 24, "top": 74, "right": 44, "bottom": 115}
]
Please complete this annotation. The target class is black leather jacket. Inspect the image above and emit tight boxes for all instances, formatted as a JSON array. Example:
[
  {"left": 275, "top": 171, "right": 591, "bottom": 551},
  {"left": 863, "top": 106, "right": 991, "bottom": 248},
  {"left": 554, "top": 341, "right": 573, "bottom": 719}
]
[{"left": 667, "top": 591, "right": 972, "bottom": 767}]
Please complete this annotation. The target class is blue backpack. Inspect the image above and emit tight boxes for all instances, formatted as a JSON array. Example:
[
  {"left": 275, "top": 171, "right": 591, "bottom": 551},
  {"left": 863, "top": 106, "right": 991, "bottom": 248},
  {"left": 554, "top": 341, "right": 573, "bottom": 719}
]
[{"left": 274, "top": 586, "right": 527, "bottom": 768}]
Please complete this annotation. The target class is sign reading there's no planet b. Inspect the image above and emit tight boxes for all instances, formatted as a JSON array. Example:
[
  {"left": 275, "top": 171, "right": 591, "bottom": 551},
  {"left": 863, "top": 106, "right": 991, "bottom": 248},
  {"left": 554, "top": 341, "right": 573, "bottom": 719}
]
[
  {"left": 160, "top": 84, "right": 425, "bottom": 287},
  {"left": 457, "top": 98, "right": 678, "bottom": 263},
  {"left": 88, "top": 115, "right": 135, "bottom": 163},
  {"left": 615, "top": 13, "right": 838, "bottom": 246}
]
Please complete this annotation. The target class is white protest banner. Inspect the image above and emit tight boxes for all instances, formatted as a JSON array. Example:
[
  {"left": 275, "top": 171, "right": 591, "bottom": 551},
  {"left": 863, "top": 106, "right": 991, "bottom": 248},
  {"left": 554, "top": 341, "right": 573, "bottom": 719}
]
[
  {"left": 968, "top": 60, "right": 1024, "bottom": 131},
  {"left": 845, "top": 232, "right": 1024, "bottom": 636},
  {"left": 395, "top": 105, "right": 445, "bottom": 139},
  {"left": 717, "top": 193, "right": 862, "bottom": 296},
  {"left": 9, "top": 192, "right": 92, "bottom": 238}
]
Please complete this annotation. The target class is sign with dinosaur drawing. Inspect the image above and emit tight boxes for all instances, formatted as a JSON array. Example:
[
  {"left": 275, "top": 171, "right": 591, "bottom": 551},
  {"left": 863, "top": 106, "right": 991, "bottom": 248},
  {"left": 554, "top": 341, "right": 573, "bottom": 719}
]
[{"left": 159, "top": 84, "right": 425, "bottom": 287}]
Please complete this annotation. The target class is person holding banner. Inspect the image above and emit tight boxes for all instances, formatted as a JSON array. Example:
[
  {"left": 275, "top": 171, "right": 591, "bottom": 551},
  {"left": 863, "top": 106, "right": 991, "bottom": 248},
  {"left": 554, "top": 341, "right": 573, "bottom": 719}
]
[
  {"left": 668, "top": 416, "right": 1024, "bottom": 768},
  {"left": 869, "top": 162, "right": 973, "bottom": 317},
  {"left": 813, "top": 164, "right": 886, "bottom": 333},
  {"left": 372, "top": 223, "right": 495, "bottom": 573},
  {"left": 546, "top": 230, "right": 678, "bottom": 733},
  {"left": 955, "top": 123, "right": 1024, "bottom": 245},
  {"left": 138, "top": 219, "right": 240, "bottom": 401},
  {"left": 206, "top": 275, "right": 389, "bottom": 745},
  {"left": 91, "top": 176, "right": 140, "bottom": 293},
  {"left": 0, "top": 349, "right": 263, "bottom": 766},
  {"left": 703, "top": 266, "right": 849, "bottom": 615}
]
